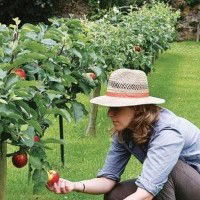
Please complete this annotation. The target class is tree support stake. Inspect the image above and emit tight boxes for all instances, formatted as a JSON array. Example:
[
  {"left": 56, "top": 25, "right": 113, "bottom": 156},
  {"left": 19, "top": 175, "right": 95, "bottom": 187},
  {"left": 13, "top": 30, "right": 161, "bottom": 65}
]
[{"left": 0, "top": 141, "right": 7, "bottom": 200}]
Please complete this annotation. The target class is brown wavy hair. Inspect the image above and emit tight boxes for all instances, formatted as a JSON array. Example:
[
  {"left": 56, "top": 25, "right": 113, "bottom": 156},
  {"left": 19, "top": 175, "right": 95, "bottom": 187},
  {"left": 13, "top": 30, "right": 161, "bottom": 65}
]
[{"left": 115, "top": 105, "right": 161, "bottom": 145}]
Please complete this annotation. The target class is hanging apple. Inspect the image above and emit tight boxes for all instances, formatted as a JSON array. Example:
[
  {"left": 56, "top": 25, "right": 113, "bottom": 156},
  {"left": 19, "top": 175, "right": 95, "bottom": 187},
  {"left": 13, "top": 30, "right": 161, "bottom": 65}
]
[
  {"left": 34, "top": 135, "right": 40, "bottom": 142},
  {"left": 133, "top": 45, "right": 142, "bottom": 53},
  {"left": 13, "top": 68, "right": 26, "bottom": 79},
  {"left": 86, "top": 72, "right": 96, "bottom": 80},
  {"left": 12, "top": 152, "right": 28, "bottom": 168},
  {"left": 47, "top": 170, "right": 60, "bottom": 186}
]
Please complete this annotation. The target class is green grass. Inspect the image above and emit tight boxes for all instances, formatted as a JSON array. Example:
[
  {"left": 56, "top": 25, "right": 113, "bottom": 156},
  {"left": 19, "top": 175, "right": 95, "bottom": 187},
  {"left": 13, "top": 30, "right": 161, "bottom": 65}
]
[{"left": 5, "top": 41, "right": 200, "bottom": 200}]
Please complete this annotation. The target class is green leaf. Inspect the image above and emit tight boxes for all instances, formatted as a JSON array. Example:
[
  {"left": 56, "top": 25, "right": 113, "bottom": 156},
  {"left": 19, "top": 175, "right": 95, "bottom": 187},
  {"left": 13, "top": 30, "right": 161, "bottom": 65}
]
[
  {"left": 71, "top": 101, "right": 87, "bottom": 122},
  {"left": 0, "top": 99, "right": 7, "bottom": 104},
  {"left": 32, "top": 169, "right": 47, "bottom": 194},
  {"left": 22, "top": 23, "right": 40, "bottom": 33},
  {"left": 30, "top": 156, "right": 42, "bottom": 169},
  {"left": 62, "top": 75, "right": 77, "bottom": 87},
  {"left": 0, "top": 63, "right": 11, "bottom": 70},
  {"left": 89, "top": 66, "right": 102, "bottom": 77},
  {"left": 21, "top": 126, "right": 35, "bottom": 147},
  {"left": 34, "top": 94, "right": 47, "bottom": 116},
  {"left": 5, "top": 74, "right": 20, "bottom": 90},
  {"left": 46, "top": 90, "right": 62, "bottom": 102},
  {"left": 0, "top": 104, "right": 23, "bottom": 120},
  {"left": 41, "top": 38, "right": 57, "bottom": 46},
  {"left": 12, "top": 52, "right": 47, "bottom": 66},
  {"left": 72, "top": 49, "right": 82, "bottom": 59},
  {"left": 56, "top": 55, "right": 70, "bottom": 64},
  {"left": 22, "top": 40, "right": 48, "bottom": 54},
  {"left": 20, "top": 124, "right": 28, "bottom": 131},
  {"left": 13, "top": 17, "right": 21, "bottom": 26},
  {"left": 0, "top": 47, "right": 4, "bottom": 57},
  {"left": 78, "top": 82, "right": 92, "bottom": 95},
  {"left": 0, "top": 81, "right": 4, "bottom": 87},
  {"left": 28, "top": 119, "right": 42, "bottom": 134},
  {"left": 33, "top": 181, "right": 46, "bottom": 194},
  {"left": 14, "top": 80, "right": 42, "bottom": 89},
  {"left": 48, "top": 108, "right": 71, "bottom": 122},
  {"left": 30, "top": 146, "right": 46, "bottom": 159},
  {"left": 14, "top": 89, "right": 35, "bottom": 100},
  {"left": 25, "top": 32, "right": 38, "bottom": 40},
  {"left": 16, "top": 101, "right": 38, "bottom": 119}
]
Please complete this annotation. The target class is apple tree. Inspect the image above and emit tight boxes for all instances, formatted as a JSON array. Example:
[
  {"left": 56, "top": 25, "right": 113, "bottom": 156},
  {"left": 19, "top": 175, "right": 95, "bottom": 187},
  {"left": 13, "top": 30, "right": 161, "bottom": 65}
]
[{"left": 0, "top": 17, "right": 105, "bottom": 199}]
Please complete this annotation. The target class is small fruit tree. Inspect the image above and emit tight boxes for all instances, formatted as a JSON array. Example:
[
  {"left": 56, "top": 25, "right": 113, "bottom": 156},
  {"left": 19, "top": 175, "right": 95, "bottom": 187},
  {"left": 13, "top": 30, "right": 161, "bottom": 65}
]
[
  {"left": 83, "top": 2, "right": 180, "bottom": 135},
  {"left": 0, "top": 17, "right": 104, "bottom": 199}
]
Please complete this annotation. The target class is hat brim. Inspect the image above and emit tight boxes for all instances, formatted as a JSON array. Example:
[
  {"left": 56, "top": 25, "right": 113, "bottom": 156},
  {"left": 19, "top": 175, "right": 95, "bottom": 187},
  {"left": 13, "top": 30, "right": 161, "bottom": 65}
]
[{"left": 90, "top": 95, "right": 165, "bottom": 107}]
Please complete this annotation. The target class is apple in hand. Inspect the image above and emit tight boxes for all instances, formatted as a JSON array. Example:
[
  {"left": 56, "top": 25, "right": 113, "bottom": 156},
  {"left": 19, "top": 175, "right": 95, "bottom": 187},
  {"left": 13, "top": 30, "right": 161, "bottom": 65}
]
[
  {"left": 86, "top": 72, "right": 96, "bottom": 80},
  {"left": 12, "top": 152, "right": 28, "bottom": 168},
  {"left": 34, "top": 135, "right": 40, "bottom": 142},
  {"left": 47, "top": 170, "right": 60, "bottom": 186},
  {"left": 14, "top": 68, "right": 26, "bottom": 79}
]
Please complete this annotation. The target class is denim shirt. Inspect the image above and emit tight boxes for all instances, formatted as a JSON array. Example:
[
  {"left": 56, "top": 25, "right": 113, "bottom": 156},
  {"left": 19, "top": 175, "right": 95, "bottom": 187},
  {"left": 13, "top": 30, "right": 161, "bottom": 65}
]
[{"left": 96, "top": 108, "right": 200, "bottom": 196}]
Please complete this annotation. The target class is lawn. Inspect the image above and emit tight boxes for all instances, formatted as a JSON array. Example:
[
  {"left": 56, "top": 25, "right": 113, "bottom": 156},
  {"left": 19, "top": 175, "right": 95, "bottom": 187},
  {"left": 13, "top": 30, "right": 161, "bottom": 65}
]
[{"left": 5, "top": 41, "right": 200, "bottom": 200}]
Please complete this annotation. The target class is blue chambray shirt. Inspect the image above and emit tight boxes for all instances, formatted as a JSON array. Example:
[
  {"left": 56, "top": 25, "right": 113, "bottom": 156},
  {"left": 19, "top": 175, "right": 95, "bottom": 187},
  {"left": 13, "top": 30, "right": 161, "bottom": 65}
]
[{"left": 96, "top": 108, "right": 200, "bottom": 196}]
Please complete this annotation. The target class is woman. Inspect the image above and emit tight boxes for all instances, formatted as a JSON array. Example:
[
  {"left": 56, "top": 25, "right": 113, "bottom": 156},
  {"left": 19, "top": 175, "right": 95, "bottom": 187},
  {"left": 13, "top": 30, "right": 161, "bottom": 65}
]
[{"left": 47, "top": 69, "right": 200, "bottom": 200}]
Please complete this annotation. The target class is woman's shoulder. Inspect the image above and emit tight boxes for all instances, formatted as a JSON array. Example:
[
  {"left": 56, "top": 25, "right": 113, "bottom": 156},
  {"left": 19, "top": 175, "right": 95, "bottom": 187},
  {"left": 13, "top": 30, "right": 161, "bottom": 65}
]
[
  {"left": 154, "top": 107, "right": 179, "bottom": 128},
  {"left": 153, "top": 107, "right": 200, "bottom": 137}
]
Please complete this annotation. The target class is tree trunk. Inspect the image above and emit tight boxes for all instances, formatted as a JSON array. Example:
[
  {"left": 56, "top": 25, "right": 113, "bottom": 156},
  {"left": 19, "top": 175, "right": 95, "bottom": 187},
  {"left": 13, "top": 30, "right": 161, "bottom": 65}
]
[
  {"left": 196, "top": 22, "right": 200, "bottom": 42},
  {"left": 85, "top": 85, "right": 101, "bottom": 136},
  {"left": 0, "top": 141, "right": 7, "bottom": 200}
]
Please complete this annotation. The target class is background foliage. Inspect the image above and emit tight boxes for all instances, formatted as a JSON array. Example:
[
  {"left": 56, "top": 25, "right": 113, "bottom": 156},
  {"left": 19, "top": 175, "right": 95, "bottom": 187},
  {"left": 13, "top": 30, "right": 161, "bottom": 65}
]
[
  {"left": 0, "top": 0, "right": 66, "bottom": 24},
  {"left": 0, "top": 0, "right": 195, "bottom": 25}
]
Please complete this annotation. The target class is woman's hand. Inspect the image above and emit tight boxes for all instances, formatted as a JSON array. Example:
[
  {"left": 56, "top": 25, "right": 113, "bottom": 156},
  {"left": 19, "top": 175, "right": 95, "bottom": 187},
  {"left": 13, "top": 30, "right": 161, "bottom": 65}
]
[{"left": 46, "top": 178, "right": 75, "bottom": 194}]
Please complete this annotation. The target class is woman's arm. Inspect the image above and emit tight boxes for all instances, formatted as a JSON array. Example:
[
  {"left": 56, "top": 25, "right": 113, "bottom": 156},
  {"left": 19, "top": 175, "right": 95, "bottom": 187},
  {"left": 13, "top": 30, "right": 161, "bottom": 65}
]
[
  {"left": 123, "top": 187, "right": 154, "bottom": 200},
  {"left": 135, "top": 129, "right": 185, "bottom": 196},
  {"left": 74, "top": 177, "right": 116, "bottom": 194},
  {"left": 47, "top": 177, "right": 116, "bottom": 194}
]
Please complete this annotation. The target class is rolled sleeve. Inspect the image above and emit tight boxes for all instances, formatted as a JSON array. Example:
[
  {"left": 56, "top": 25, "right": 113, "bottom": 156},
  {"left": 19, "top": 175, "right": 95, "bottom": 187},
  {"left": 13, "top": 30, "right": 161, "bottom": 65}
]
[
  {"left": 97, "top": 135, "right": 131, "bottom": 182},
  {"left": 135, "top": 129, "right": 185, "bottom": 196}
]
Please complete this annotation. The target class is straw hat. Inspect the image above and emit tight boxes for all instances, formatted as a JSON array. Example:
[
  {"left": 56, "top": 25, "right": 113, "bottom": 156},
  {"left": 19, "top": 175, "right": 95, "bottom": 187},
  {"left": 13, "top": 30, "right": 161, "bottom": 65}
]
[{"left": 90, "top": 69, "right": 165, "bottom": 107}]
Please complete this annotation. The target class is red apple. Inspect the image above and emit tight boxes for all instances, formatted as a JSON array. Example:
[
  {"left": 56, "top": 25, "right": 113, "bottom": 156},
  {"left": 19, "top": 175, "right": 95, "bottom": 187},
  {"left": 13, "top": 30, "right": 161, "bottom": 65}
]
[
  {"left": 47, "top": 170, "right": 60, "bottom": 186},
  {"left": 133, "top": 45, "right": 142, "bottom": 53},
  {"left": 14, "top": 68, "right": 26, "bottom": 79},
  {"left": 86, "top": 72, "right": 96, "bottom": 80},
  {"left": 12, "top": 152, "right": 28, "bottom": 168},
  {"left": 34, "top": 135, "right": 40, "bottom": 142}
]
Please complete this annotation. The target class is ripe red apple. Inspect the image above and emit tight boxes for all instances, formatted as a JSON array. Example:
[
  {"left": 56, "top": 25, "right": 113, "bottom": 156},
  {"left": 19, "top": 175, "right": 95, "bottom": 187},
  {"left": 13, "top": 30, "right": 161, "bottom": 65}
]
[
  {"left": 47, "top": 170, "right": 60, "bottom": 186},
  {"left": 12, "top": 152, "right": 28, "bottom": 168},
  {"left": 86, "top": 72, "right": 96, "bottom": 80},
  {"left": 34, "top": 135, "right": 40, "bottom": 142},
  {"left": 14, "top": 68, "right": 26, "bottom": 79},
  {"left": 133, "top": 45, "right": 142, "bottom": 53}
]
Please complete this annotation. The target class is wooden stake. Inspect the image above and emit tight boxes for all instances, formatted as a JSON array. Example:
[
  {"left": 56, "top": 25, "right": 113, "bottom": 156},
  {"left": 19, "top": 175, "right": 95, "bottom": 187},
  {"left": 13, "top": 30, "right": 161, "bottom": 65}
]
[{"left": 0, "top": 141, "right": 7, "bottom": 200}]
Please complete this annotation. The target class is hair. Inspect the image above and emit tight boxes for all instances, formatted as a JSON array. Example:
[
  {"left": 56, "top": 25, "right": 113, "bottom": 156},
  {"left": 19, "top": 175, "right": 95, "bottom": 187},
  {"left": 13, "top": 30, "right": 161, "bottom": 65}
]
[{"left": 115, "top": 104, "right": 161, "bottom": 145}]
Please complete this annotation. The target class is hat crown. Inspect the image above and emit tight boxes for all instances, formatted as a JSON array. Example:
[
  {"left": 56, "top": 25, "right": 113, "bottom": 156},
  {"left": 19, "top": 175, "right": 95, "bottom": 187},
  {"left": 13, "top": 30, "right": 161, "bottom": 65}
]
[{"left": 107, "top": 69, "right": 149, "bottom": 97}]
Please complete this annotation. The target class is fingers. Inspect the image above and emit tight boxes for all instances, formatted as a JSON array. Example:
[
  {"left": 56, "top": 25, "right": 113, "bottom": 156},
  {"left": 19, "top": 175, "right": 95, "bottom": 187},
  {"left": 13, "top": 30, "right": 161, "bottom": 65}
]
[
  {"left": 54, "top": 182, "right": 61, "bottom": 193},
  {"left": 46, "top": 184, "right": 54, "bottom": 191},
  {"left": 60, "top": 179, "right": 67, "bottom": 194},
  {"left": 47, "top": 178, "right": 70, "bottom": 194}
]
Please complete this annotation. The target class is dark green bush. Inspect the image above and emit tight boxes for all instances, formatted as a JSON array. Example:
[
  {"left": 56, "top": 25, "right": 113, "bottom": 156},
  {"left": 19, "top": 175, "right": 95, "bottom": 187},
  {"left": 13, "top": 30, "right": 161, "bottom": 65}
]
[{"left": 0, "top": 0, "right": 63, "bottom": 25}]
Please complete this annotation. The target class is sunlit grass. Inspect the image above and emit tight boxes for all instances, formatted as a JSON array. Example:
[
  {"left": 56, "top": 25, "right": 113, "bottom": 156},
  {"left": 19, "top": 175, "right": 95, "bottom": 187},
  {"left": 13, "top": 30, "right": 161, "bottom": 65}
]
[{"left": 6, "top": 41, "right": 200, "bottom": 199}]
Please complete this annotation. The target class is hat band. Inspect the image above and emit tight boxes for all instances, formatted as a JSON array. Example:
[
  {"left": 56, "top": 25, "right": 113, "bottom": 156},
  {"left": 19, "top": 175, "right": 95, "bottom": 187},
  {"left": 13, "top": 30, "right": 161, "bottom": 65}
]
[{"left": 106, "top": 91, "right": 149, "bottom": 98}]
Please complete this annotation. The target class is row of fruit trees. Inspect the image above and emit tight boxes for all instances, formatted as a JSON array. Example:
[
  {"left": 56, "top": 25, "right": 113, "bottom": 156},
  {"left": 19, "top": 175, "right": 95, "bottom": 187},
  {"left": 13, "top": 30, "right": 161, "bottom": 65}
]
[{"left": 0, "top": 2, "right": 180, "bottom": 199}]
